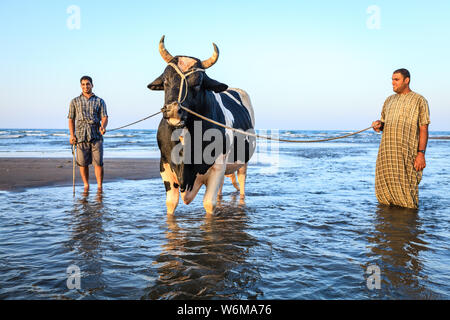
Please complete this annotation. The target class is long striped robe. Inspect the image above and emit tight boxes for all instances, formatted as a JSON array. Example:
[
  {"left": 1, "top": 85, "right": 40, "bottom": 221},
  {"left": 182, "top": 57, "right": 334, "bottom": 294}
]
[{"left": 375, "top": 91, "right": 430, "bottom": 209}]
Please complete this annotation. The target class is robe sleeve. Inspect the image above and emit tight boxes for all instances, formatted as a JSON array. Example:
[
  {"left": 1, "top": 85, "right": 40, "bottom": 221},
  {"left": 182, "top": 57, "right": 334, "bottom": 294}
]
[{"left": 418, "top": 96, "right": 430, "bottom": 127}]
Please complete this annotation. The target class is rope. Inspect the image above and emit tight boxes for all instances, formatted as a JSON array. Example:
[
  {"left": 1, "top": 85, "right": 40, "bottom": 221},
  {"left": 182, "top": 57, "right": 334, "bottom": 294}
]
[
  {"left": 167, "top": 62, "right": 205, "bottom": 104},
  {"left": 105, "top": 106, "right": 373, "bottom": 142},
  {"left": 106, "top": 62, "right": 374, "bottom": 141},
  {"left": 167, "top": 62, "right": 375, "bottom": 142},
  {"left": 107, "top": 110, "right": 162, "bottom": 132},
  {"left": 179, "top": 105, "right": 374, "bottom": 143}
]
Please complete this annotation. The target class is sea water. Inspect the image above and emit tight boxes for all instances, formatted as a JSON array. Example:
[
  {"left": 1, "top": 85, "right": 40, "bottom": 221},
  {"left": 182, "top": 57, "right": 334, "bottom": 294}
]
[{"left": 0, "top": 128, "right": 449, "bottom": 299}]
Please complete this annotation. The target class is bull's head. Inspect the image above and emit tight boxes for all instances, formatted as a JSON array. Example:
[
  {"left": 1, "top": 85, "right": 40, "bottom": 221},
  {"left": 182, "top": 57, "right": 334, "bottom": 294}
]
[{"left": 148, "top": 36, "right": 228, "bottom": 127}]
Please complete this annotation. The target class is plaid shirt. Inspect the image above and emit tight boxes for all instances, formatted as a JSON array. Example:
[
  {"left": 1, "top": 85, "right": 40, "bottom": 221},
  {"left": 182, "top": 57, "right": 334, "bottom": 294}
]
[{"left": 68, "top": 93, "right": 108, "bottom": 143}]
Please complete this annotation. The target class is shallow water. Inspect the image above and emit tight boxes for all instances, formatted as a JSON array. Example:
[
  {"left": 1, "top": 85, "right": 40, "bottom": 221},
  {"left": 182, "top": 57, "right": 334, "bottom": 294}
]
[{"left": 0, "top": 130, "right": 449, "bottom": 299}]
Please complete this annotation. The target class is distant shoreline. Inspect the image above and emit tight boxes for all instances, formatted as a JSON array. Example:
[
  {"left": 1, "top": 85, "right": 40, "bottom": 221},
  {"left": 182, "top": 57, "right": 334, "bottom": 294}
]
[
  {"left": 1, "top": 128, "right": 450, "bottom": 133},
  {"left": 0, "top": 157, "right": 161, "bottom": 191}
]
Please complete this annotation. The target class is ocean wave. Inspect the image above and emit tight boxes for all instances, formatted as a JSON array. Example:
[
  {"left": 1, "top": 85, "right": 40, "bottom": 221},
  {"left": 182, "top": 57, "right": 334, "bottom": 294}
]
[
  {"left": 0, "top": 135, "right": 25, "bottom": 139},
  {"left": 105, "top": 134, "right": 137, "bottom": 138},
  {"left": 281, "top": 132, "right": 308, "bottom": 138},
  {"left": 51, "top": 133, "right": 69, "bottom": 137}
]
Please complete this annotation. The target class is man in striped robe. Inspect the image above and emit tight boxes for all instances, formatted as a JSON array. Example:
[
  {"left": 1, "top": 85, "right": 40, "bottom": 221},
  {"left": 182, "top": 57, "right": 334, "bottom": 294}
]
[{"left": 372, "top": 69, "right": 430, "bottom": 209}]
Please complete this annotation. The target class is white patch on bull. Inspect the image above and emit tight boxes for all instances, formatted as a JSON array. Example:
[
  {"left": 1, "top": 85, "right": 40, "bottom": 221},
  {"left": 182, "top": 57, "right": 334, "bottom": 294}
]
[
  {"left": 223, "top": 91, "right": 243, "bottom": 106},
  {"left": 177, "top": 57, "right": 197, "bottom": 72},
  {"left": 179, "top": 127, "right": 188, "bottom": 146},
  {"left": 202, "top": 154, "right": 227, "bottom": 214},
  {"left": 212, "top": 92, "right": 234, "bottom": 153},
  {"left": 161, "top": 162, "right": 178, "bottom": 185},
  {"left": 223, "top": 90, "right": 252, "bottom": 145},
  {"left": 228, "top": 88, "right": 255, "bottom": 127}
]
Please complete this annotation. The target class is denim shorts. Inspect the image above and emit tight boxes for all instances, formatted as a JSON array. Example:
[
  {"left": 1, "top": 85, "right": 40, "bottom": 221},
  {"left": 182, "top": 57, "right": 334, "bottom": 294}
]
[{"left": 76, "top": 139, "right": 103, "bottom": 167}]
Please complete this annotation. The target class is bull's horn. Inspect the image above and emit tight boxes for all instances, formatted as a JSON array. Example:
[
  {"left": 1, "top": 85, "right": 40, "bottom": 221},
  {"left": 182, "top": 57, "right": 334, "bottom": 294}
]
[
  {"left": 159, "top": 35, "right": 174, "bottom": 63},
  {"left": 201, "top": 43, "right": 219, "bottom": 69}
]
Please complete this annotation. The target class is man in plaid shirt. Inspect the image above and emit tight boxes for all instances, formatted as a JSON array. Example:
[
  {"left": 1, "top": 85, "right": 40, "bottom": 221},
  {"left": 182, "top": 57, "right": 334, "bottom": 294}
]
[{"left": 68, "top": 76, "right": 108, "bottom": 192}]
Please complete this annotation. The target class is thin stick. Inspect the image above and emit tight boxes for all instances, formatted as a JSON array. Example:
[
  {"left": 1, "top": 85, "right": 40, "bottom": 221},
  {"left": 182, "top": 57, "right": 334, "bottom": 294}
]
[{"left": 72, "top": 145, "right": 76, "bottom": 196}]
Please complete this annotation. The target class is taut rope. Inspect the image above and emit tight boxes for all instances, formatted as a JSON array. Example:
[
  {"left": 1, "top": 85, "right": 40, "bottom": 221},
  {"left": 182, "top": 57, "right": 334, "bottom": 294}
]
[
  {"left": 179, "top": 105, "right": 373, "bottom": 143},
  {"left": 108, "top": 110, "right": 162, "bottom": 132},
  {"left": 106, "top": 106, "right": 373, "bottom": 142},
  {"left": 107, "top": 62, "right": 374, "bottom": 141}
]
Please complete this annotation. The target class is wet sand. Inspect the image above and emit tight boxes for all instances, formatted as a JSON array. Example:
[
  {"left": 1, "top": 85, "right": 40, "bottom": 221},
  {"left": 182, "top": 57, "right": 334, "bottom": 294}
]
[{"left": 0, "top": 157, "right": 161, "bottom": 191}]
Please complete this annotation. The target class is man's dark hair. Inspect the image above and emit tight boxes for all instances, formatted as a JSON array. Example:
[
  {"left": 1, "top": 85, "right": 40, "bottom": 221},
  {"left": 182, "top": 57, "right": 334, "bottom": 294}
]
[
  {"left": 80, "top": 75, "right": 93, "bottom": 84},
  {"left": 393, "top": 68, "right": 410, "bottom": 81}
]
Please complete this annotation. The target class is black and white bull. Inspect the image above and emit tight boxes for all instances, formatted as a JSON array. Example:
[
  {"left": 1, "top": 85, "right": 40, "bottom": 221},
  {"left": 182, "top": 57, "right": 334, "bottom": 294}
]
[{"left": 147, "top": 36, "right": 256, "bottom": 215}]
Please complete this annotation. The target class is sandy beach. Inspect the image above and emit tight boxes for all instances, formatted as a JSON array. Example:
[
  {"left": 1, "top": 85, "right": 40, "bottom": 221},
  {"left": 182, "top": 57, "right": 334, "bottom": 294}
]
[{"left": 0, "top": 157, "right": 161, "bottom": 191}]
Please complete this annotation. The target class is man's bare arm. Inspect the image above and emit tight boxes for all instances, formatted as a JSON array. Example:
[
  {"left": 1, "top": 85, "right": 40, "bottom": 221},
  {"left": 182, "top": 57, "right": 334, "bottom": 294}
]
[
  {"left": 418, "top": 124, "right": 429, "bottom": 151},
  {"left": 100, "top": 116, "right": 108, "bottom": 135},
  {"left": 69, "top": 119, "right": 77, "bottom": 144},
  {"left": 414, "top": 124, "right": 428, "bottom": 171}
]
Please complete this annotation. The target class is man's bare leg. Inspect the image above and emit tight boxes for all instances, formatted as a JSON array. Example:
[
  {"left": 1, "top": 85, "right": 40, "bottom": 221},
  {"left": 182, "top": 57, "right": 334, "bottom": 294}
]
[
  {"left": 94, "top": 165, "right": 104, "bottom": 191},
  {"left": 79, "top": 166, "right": 89, "bottom": 191}
]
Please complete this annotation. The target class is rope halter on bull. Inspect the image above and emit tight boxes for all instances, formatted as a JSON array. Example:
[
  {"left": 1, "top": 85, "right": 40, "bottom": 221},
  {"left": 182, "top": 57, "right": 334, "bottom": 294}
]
[
  {"left": 167, "top": 62, "right": 205, "bottom": 105},
  {"left": 158, "top": 35, "right": 209, "bottom": 118}
]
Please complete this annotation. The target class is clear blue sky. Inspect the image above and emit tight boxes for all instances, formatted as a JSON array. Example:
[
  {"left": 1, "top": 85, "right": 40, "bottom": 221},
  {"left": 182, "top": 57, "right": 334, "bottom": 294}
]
[{"left": 0, "top": 0, "right": 449, "bottom": 130}]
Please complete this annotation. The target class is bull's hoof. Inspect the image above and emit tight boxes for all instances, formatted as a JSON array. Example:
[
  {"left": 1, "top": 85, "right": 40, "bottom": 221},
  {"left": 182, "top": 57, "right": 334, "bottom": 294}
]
[
  {"left": 166, "top": 202, "right": 178, "bottom": 215},
  {"left": 203, "top": 201, "right": 216, "bottom": 215}
]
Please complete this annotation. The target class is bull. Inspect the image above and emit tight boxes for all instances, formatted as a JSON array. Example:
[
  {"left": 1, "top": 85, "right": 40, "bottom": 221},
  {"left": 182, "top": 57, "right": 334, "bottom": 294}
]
[{"left": 148, "top": 36, "right": 256, "bottom": 215}]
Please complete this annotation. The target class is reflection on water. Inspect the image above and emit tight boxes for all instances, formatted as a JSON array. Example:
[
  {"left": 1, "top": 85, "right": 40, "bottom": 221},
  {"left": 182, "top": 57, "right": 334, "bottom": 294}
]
[
  {"left": 67, "top": 190, "right": 106, "bottom": 298},
  {"left": 366, "top": 205, "right": 435, "bottom": 299},
  {"left": 144, "top": 198, "right": 262, "bottom": 299}
]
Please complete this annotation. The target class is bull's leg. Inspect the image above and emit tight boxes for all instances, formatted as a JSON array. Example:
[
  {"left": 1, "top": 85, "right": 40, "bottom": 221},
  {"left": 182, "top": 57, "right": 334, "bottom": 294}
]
[
  {"left": 160, "top": 162, "right": 179, "bottom": 215},
  {"left": 203, "top": 156, "right": 226, "bottom": 214},
  {"left": 217, "top": 175, "right": 225, "bottom": 200},
  {"left": 237, "top": 163, "right": 248, "bottom": 199},
  {"left": 164, "top": 181, "right": 179, "bottom": 215},
  {"left": 228, "top": 172, "right": 240, "bottom": 191},
  {"left": 180, "top": 178, "right": 203, "bottom": 205}
]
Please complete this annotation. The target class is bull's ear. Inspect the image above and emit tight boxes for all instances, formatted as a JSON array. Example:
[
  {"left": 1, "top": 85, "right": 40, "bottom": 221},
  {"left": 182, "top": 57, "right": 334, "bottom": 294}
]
[
  {"left": 202, "top": 74, "right": 228, "bottom": 93},
  {"left": 147, "top": 75, "right": 164, "bottom": 90}
]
